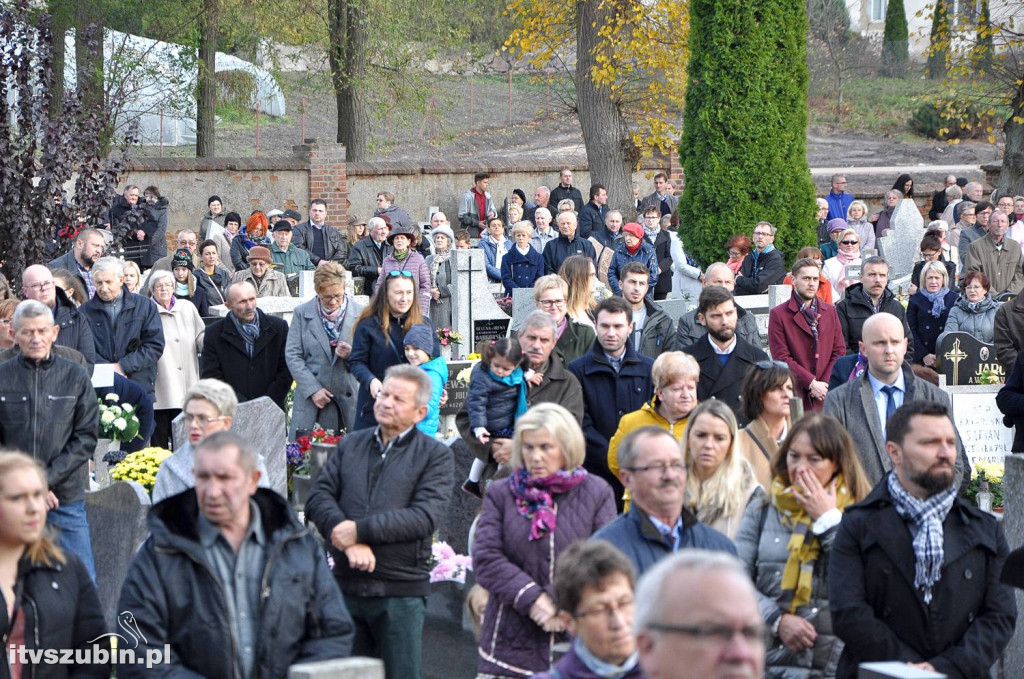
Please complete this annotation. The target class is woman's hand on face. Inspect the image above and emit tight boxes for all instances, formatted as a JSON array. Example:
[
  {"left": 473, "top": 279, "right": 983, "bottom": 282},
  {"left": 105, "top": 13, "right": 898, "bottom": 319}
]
[
  {"left": 793, "top": 468, "right": 837, "bottom": 521},
  {"left": 778, "top": 614, "right": 817, "bottom": 652}
]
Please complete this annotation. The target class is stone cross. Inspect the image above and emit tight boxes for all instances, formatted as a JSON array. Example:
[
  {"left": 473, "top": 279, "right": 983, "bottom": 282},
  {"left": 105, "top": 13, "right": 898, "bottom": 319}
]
[{"left": 452, "top": 249, "right": 510, "bottom": 351}]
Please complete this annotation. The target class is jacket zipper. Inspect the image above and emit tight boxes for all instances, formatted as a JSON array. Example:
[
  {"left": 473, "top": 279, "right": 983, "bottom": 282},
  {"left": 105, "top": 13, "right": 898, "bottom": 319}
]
[
  {"left": 26, "top": 594, "right": 39, "bottom": 679},
  {"left": 30, "top": 365, "right": 38, "bottom": 461}
]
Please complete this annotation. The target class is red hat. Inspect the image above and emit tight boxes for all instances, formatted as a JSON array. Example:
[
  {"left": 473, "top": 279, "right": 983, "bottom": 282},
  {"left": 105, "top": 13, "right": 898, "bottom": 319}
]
[{"left": 622, "top": 222, "right": 644, "bottom": 239}]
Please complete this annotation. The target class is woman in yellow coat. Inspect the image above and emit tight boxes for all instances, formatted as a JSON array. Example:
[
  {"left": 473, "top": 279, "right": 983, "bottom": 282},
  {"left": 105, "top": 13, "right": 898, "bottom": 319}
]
[{"left": 607, "top": 351, "right": 699, "bottom": 508}]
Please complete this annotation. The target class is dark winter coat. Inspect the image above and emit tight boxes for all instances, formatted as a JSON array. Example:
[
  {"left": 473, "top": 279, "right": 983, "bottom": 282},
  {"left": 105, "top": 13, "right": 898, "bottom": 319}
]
[
  {"left": 607, "top": 239, "right": 658, "bottom": 296},
  {"left": 375, "top": 204, "right": 413, "bottom": 231},
  {"left": 479, "top": 233, "right": 512, "bottom": 282},
  {"left": 176, "top": 283, "right": 210, "bottom": 317},
  {"left": 994, "top": 292, "right": 1024, "bottom": 373},
  {"left": 593, "top": 504, "right": 736, "bottom": 577},
  {"left": 735, "top": 247, "right": 786, "bottom": 295},
  {"left": 118, "top": 488, "right": 355, "bottom": 679},
  {"left": 501, "top": 245, "right": 545, "bottom": 296},
  {"left": 52, "top": 286, "right": 97, "bottom": 366},
  {"left": 46, "top": 251, "right": 87, "bottom": 293},
  {"left": 144, "top": 196, "right": 170, "bottom": 267},
  {"left": 736, "top": 497, "right": 842, "bottom": 679},
  {"left": 0, "top": 354, "right": 97, "bottom": 505},
  {"left": 346, "top": 237, "right": 391, "bottom": 292},
  {"left": 577, "top": 201, "right": 605, "bottom": 240},
  {"left": 568, "top": 342, "right": 654, "bottom": 495},
  {"left": 195, "top": 266, "right": 230, "bottom": 307},
  {"left": 108, "top": 195, "right": 157, "bottom": 265},
  {"left": 543, "top": 234, "right": 596, "bottom": 276},
  {"left": 684, "top": 334, "right": 768, "bottom": 427},
  {"left": 475, "top": 474, "right": 616, "bottom": 677},
  {"left": 911, "top": 259, "right": 957, "bottom": 293},
  {"left": 829, "top": 476, "right": 1016, "bottom": 679},
  {"left": 652, "top": 229, "right": 673, "bottom": 298},
  {"left": 80, "top": 286, "right": 165, "bottom": 396},
  {"left": 291, "top": 221, "right": 348, "bottom": 265},
  {"left": 0, "top": 553, "right": 107, "bottom": 679},
  {"left": 548, "top": 184, "right": 584, "bottom": 213},
  {"left": 835, "top": 282, "right": 914, "bottom": 356},
  {"left": 996, "top": 351, "right": 1024, "bottom": 452},
  {"left": 907, "top": 289, "right": 959, "bottom": 363},
  {"left": 305, "top": 426, "right": 454, "bottom": 598},
  {"left": 467, "top": 362, "right": 521, "bottom": 433},
  {"left": 200, "top": 309, "right": 292, "bottom": 408},
  {"left": 229, "top": 228, "right": 272, "bottom": 271}
]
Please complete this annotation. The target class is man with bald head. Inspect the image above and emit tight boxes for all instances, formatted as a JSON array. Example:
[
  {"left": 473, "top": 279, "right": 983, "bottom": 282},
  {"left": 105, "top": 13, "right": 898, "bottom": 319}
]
[
  {"left": 824, "top": 313, "right": 969, "bottom": 487},
  {"left": 21, "top": 264, "right": 96, "bottom": 366},
  {"left": 671, "top": 263, "right": 760, "bottom": 349}
]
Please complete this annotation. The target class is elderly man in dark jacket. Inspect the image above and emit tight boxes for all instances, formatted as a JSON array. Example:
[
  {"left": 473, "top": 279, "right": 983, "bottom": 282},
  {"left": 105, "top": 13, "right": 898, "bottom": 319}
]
[
  {"left": 201, "top": 280, "right": 292, "bottom": 408},
  {"left": 569, "top": 296, "right": 654, "bottom": 505},
  {"left": 21, "top": 264, "right": 97, "bottom": 366},
  {"left": 119, "top": 432, "right": 354, "bottom": 679},
  {"left": 0, "top": 300, "right": 98, "bottom": 579},
  {"left": 836, "top": 257, "right": 914, "bottom": 355},
  {"left": 306, "top": 365, "right": 453, "bottom": 679},
  {"left": 543, "top": 211, "right": 596, "bottom": 275},
  {"left": 347, "top": 217, "right": 392, "bottom": 292},
  {"left": 80, "top": 257, "right": 165, "bottom": 396},
  {"left": 829, "top": 401, "right": 1016, "bottom": 679}
]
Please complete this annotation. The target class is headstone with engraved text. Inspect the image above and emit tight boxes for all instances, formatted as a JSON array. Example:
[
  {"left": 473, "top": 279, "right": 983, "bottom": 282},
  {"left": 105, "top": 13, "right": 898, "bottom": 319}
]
[
  {"left": 453, "top": 249, "right": 511, "bottom": 351},
  {"left": 936, "top": 332, "right": 1006, "bottom": 386},
  {"left": 944, "top": 383, "right": 1014, "bottom": 466}
]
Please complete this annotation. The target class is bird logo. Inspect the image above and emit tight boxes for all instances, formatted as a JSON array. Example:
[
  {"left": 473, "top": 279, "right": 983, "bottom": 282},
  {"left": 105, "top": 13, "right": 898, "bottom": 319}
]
[{"left": 88, "top": 611, "right": 148, "bottom": 649}]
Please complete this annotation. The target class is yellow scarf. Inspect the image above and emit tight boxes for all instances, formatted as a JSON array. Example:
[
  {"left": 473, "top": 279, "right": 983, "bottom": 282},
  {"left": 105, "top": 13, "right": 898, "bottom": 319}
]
[{"left": 769, "top": 473, "right": 854, "bottom": 613}]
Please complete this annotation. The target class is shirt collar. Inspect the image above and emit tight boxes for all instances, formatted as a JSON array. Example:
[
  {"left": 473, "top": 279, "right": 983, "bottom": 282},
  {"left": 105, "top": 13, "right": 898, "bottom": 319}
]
[
  {"left": 374, "top": 424, "right": 417, "bottom": 451},
  {"left": 867, "top": 367, "right": 905, "bottom": 395},
  {"left": 708, "top": 334, "right": 737, "bottom": 355},
  {"left": 198, "top": 499, "right": 265, "bottom": 548}
]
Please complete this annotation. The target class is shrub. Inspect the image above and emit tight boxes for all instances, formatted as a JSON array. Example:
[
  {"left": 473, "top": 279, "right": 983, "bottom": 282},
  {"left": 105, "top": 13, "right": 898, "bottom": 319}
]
[{"left": 881, "top": 0, "right": 909, "bottom": 77}]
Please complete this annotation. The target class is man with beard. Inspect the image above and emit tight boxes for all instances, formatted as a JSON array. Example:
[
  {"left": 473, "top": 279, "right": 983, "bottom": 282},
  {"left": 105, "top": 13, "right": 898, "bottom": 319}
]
[
  {"left": 671, "top": 263, "right": 761, "bottom": 350},
  {"left": 48, "top": 228, "right": 106, "bottom": 299},
  {"left": 683, "top": 286, "right": 767, "bottom": 426},
  {"left": 768, "top": 258, "right": 845, "bottom": 412},
  {"left": 829, "top": 400, "right": 1016, "bottom": 679},
  {"left": 594, "top": 427, "right": 735, "bottom": 576}
]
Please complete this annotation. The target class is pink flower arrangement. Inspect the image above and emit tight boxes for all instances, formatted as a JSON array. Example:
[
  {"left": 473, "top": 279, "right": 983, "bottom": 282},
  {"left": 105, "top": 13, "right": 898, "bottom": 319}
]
[{"left": 429, "top": 540, "right": 473, "bottom": 584}]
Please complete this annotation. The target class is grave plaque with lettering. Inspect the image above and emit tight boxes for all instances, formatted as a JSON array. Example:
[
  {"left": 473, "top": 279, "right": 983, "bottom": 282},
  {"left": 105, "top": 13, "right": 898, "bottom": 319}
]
[
  {"left": 474, "top": 318, "right": 511, "bottom": 346},
  {"left": 946, "top": 384, "right": 1014, "bottom": 466},
  {"left": 937, "top": 332, "right": 1006, "bottom": 386},
  {"left": 440, "top": 361, "right": 472, "bottom": 416}
]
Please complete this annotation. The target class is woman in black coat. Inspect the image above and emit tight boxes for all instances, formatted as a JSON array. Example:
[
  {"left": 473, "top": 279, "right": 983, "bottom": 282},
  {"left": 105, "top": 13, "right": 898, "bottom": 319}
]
[
  {"left": 349, "top": 272, "right": 438, "bottom": 430},
  {"left": 907, "top": 261, "right": 959, "bottom": 367},
  {"left": 0, "top": 453, "right": 108, "bottom": 678}
]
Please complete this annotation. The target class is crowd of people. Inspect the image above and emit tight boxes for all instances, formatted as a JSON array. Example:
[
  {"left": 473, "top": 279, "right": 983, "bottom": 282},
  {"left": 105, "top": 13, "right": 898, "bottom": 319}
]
[{"left": 1, "top": 169, "right": 1023, "bottom": 679}]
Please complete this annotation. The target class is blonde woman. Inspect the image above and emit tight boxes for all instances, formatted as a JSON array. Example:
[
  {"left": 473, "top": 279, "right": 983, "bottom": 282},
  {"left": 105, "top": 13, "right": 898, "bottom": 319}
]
[
  {"left": 682, "top": 399, "right": 761, "bottom": 539},
  {"left": 122, "top": 260, "right": 143, "bottom": 294},
  {"left": 821, "top": 228, "right": 862, "bottom": 299},
  {"left": 558, "top": 254, "right": 598, "bottom": 327},
  {"left": 845, "top": 200, "right": 875, "bottom": 251},
  {"left": 532, "top": 274, "right": 595, "bottom": 365}
]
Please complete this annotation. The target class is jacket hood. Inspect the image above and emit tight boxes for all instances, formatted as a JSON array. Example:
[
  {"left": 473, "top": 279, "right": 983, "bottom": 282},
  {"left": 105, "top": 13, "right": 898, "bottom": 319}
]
[
  {"left": 953, "top": 294, "right": 1000, "bottom": 313},
  {"left": 844, "top": 281, "right": 896, "bottom": 308}
]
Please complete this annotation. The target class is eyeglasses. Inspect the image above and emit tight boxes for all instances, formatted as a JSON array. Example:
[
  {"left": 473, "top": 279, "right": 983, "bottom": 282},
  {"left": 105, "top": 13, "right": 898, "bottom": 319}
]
[
  {"left": 539, "top": 298, "right": 566, "bottom": 308},
  {"left": 964, "top": 284, "right": 986, "bottom": 291},
  {"left": 184, "top": 413, "right": 227, "bottom": 426},
  {"left": 626, "top": 461, "right": 686, "bottom": 475},
  {"left": 319, "top": 293, "right": 345, "bottom": 302},
  {"left": 574, "top": 597, "right": 635, "bottom": 621},
  {"left": 388, "top": 270, "right": 414, "bottom": 278},
  {"left": 753, "top": 231, "right": 772, "bottom": 237},
  {"left": 840, "top": 240, "right": 859, "bottom": 245},
  {"left": 920, "top": 251, "right": 939, "bottom": 259},
  {"left": 646, "top": 622, "right": 766, "bottom": 645},
  {"left": 726, "top": 250, "right": 742, "bottom": 258},
  {"left": 756, "top": 360, "right": 789, "bottom": 370},
  {"left": 23, "top": 281, "right": 53, "bottom": 292}
]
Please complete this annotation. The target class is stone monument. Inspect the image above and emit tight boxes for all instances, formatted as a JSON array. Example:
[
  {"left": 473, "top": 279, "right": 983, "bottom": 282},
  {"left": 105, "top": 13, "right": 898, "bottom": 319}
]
[
  {"left": 944, "top": 383, "right": 1014, "bottom": 467},
  {"left": 936, "top": 332, "right": 1006, "bottom": 386},
  {"left": 877, "top": 200, "right": 926, "bottom": 281},
  {"left": 86, "top": 481, "right": 152, "bottom": 627},
  {"left": 172, "top": 396, "right": 288, "bottom": 496},
  {"left": 510, "top": 287, "right": 536, "bottom": 333},
  {"left": 453, "top": 249, "right": 510, "bottom": 351}
]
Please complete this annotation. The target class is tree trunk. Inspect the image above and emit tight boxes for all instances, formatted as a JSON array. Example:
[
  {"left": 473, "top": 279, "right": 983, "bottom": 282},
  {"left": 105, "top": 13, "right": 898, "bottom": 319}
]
[
  {"left": 47, "top": 0, "right": 71, "bottom": 117},
  {"left": 195, "top": 0, "right": 218, "bottom": 157},
  {"left": 329, "top": 0, "right": 369, "bottom": 162},
  {"left": 575, "top": 0, "right": 637, "bottom": 220},
  {"left": 999, "top": 92, "right": 1024, "bottom": 197},
  {"left": 74, "top": 5, "right": 103, "bottom": 117}
]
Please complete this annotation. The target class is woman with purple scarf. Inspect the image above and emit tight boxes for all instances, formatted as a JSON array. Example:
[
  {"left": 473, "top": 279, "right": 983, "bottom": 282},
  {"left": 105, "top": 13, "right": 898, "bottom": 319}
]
[{"left": 474, "top": 403, "right": 617, "bottom": 678}]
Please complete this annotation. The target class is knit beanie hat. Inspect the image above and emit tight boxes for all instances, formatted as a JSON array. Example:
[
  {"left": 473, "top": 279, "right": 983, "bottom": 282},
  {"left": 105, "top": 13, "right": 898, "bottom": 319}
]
[
  {"left": 622, "top": 222, "right": 645, "bottom": 239},
  {"left": 403, "top": 324, "right": 435, "bottom": 357},
  {"left": 247, "top": 246, "right": 273, "bottom": 264},
  {"left": 827, "top": 218, "right": 848, "bottom": 233},
  {"left": 171, "top": 249, "right": 193, "bottom": 271}
]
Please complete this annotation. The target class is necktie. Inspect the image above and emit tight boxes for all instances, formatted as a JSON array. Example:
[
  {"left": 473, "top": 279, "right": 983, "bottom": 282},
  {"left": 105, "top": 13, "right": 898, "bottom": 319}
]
[{"left": 881, "top": 385, "right": 899, "bottom": 423}]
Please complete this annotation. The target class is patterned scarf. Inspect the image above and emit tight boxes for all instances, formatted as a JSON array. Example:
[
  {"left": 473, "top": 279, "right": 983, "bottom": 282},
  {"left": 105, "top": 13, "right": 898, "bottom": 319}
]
[
  {"left": 770, "top": 474, "right": 854, "bottom": 612},
  {"left": 230, "top": 311, "right": 261, "bottom": 357},
  {"left": 239, "top": 226, "right": 271, "bottom": 251},
  {"left": 847, "top": 350, "right": 869, "bottom": 383},
  {"left": 921, "top": 287, "right": 950, "bottom": 318},
  {"left": 429, "top": 247, "right": 451, "bottom": 288},
  {"left": 797, "top": 293, "right": 821, "bottom": 363},
  {"left": 508, "top": 466, "right": 588, "bottom": 540},
  {"left": 887, "top": 472, "right": 956, "bottom": 604},
  {"left": 642, "top": 221, "right": 659, "bottom": 242},
  {"left": 317, "top": 296, "right": 347, "bottom": 348}
]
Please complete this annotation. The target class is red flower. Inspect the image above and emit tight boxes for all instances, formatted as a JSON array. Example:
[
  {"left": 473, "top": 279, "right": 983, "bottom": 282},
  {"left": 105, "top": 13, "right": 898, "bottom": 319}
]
[
  {"left": 296, "top": 435, "right": 311, "bottom": 453},
  {"left": 311, "top": 428, "right": 327, "bottom": 438},
  {"left": 322, "top": 435, "right": 342, "bottom": 445}
]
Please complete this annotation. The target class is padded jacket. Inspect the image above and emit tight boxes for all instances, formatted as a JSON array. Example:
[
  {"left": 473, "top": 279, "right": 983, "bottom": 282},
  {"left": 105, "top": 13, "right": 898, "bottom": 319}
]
[
  {"left": 80, "top": 286, "right": 165, "bottom": 395},
  {"left": 119, "top": 488, "right": 354, "bottom": 679},
  {"left": 305, "top": 426, "right": 454, "bottom": 597},
  {"left": 607, "top": 238, "right": 658, "bottom": 296},
  {"left": 836, "top": 282, "right": 914, "bottom": 356},
  {"left": 52, "top": 286, "right": 97, "bottom": 366}
]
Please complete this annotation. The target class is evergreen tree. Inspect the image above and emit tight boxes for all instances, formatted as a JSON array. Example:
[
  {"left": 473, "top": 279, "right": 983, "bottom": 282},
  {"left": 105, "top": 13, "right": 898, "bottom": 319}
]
[
  {"left": 926, "top": 0, "right": 948, "bottom": 80},
  {"left": 881, "top": 0, "right": 908, "bottom": 77},
  {"left": 679, "top": 0, "right": 816, "bottom": 268}
]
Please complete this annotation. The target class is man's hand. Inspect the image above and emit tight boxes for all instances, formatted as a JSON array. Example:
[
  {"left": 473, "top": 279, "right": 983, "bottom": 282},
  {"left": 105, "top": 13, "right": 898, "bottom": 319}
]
[
  {"left": 136, "top": 230, "right": 146, "bottom": 241},
  {"left": 907, "top": 662, "right": 936, "bottom": 672},
  {"left": 431, "top": 288, "right": 441, "bottom": 301},
  {"left": 526, "top": 372, "right": 544, "bottom": 388},
  {"left": 311, "top": 388, "right": 333, "bottom": 409},
  {"left": 439, "top": 389, "right": 448, "bottom": 407},
  {"left": 46, "top": 491, "right": 59, "bottom": 510},
  {"left": 778, "top": 613, "right": 817, "bottom": 652},
  {"left": 491, "top": 440, "right": 513, "bottom": 465},
  {"left": 344, "top": 544, "right": 376, "bottom": 572},
  {"left": 808, "top": 380, "right": 828, "bottom": 401},
  {"left": 112, "top": 363, "right": 126, "bottom": 377},
  {"left": 330, "top": 520, "right": 358, "bottom": 551}
]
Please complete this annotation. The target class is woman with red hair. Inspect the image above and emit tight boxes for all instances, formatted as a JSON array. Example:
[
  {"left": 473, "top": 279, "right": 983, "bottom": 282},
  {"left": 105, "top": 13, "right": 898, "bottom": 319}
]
[{"left": 230, "top": 211, "right": 272, "bottom": 270}]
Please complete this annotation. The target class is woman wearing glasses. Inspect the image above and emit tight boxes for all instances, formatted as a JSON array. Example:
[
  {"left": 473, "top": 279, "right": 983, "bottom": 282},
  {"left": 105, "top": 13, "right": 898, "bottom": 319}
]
[
  {"left": 531, "top": 275, "right": 595, "bottom": 365},
  {"left": 350, "top": 269, "right": 437, "bottom": 430},
  {"left": 735, "top": 413, "right": 869, "bottom": 679},
  {"left": 938, "top": 270, "right": 1001, "bottom": 346},
  {"left": 821, "top": 228, "right": 861, "bottom": 300},
  {"left": 286, "top": 262, "right": 363, "bottom": 437}
]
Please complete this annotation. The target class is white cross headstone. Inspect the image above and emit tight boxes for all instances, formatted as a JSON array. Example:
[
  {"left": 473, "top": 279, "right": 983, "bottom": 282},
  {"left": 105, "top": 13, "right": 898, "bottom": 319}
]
[{"left": 453, "top": 249, "right": 510, "bottom": 352}]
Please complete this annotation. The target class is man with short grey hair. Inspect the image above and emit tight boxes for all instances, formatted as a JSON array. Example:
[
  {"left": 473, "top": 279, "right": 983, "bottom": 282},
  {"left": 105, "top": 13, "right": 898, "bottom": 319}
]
[
  {"left": 80, "top": 256, "right": 165, "bottom": 396},
  {"left": 634, "top": 550, "right": 765, "bottom": 679},
  {"left": 307, "top": 365, "right": 454, "bottom": 679},
  {"left": 0, "top": 299, "right": 98, "bottom": 579},
  {"left": 347, "top": 215, "right": 392, "bottom": 291},
  {"left": 965, "top": 210, "right": 1023, "bottom": 295},
  {"left": 671, "top": 263, "right": 760, "bottom": 349},
  {"left": 530, "top": 206, "right": 557, "bottom": 251},
  {"left": 734, "top": 222, "right": 785, "bottom": 295},
  {"left": 526, "top": 185, "right": 552, "bottom": 225},
  {"left": 119, "top": 430, "right": 355, "bottom": 679}
]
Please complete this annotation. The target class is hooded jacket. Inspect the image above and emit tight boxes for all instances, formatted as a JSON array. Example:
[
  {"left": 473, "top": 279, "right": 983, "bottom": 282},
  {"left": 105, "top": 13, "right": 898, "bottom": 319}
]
[
  {"left": 835, "top": 281, "right": 914, "bottom": 355},
  {"left": 607, "top": 238, "right": 658, "bottom": 296},
  {"left": 118, "top": 489, "right": 355, "bottom": 679}
]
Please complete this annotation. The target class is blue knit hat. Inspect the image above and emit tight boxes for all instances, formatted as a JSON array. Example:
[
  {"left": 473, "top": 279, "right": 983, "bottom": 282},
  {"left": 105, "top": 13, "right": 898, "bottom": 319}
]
[{"left": 403, "top": 324, "right": 435, "bottom": 357}]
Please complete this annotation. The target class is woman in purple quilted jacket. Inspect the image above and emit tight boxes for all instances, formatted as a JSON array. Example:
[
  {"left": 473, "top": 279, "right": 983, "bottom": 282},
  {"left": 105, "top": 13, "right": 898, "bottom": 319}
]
[{"left": 474, "top": 403, "right": 617, "bottom": 677}]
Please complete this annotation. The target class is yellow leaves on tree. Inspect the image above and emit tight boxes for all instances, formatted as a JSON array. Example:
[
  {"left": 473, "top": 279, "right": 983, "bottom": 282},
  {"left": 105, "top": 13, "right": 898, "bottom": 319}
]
[{"left": 504, "top": 0, "right": 690, "bottom": 165}]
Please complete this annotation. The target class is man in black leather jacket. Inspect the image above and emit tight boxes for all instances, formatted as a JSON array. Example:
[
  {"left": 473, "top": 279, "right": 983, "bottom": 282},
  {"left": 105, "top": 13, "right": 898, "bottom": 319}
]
[{"left": 0, "top": 300, "right": 98, "bottom": 579}]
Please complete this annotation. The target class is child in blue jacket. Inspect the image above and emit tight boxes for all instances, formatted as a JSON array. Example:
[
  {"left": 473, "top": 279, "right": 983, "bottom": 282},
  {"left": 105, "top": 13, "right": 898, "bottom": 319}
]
[{"left": 403, "top": 324, "right": 448, "bottom": 437}]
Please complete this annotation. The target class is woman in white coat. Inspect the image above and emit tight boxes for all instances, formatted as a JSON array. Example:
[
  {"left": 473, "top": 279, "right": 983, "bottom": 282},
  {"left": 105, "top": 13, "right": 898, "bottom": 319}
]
[
  {"left": 151, "top": 270, "right": 205, "bottom": 449},
  {"left": 668, "top": 217, "right": 703, "bottom": 303},
  {"left": 286, "top": 262, "right": 364, "bottom": 437}
]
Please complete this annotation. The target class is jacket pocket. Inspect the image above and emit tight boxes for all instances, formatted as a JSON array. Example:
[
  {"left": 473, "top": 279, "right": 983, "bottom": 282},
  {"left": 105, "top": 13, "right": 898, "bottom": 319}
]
[
  {"left": 0, "top": 392, "right": 30, "bottom": 426},
  {"left": 45, "top": 394, "right": 76, "bottom": 421}
]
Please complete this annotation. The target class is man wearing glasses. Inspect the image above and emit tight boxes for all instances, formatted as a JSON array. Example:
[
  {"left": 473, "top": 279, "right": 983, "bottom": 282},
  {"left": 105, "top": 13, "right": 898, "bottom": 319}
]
[
  {"left": 735, "top": 222, "right": 785, "bottom": 295},
  {"left": 594, "top": 427, "right": 736, "bottom": 576},
  {"left": 825, "top": 174, "right": 854, "bottom": 222},
  {"left": 964, "top": 210, "right": 1023, "bottom": 296},
  {"left": 20, "top": 264, "right": 97, "bottom": 366},
  {"left": 958, "top": 199, "right": 994, "bottom": 270},
  {"left": 635, "top": 550, "right": 765, "bottom": 679}
]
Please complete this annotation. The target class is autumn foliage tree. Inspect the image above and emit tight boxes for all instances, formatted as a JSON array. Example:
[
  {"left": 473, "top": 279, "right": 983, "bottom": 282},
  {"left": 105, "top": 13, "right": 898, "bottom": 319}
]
[
  {"left": 679, "top": 0, "right": 817, "bottom": 267},
  {"left": 503, "top": 0, "right": 689, "bottom": 218}
]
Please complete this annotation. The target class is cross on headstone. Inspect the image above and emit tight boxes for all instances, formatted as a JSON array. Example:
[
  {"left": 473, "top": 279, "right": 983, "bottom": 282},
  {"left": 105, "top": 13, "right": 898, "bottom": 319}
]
[
  {"left": 944, "top": 337, "right": 968, "bottom": 385},
  {"left": 452, "top": 249, "right": 510, "bottom": 351}
]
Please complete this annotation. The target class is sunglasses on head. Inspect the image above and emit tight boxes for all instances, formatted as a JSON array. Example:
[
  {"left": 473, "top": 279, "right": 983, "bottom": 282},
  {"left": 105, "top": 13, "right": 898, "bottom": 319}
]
[
  {"left": 755, "top": 360, "right": 789, "bottom": 371},
  {"left": 388, "top": 270, "right": 414, "bottom": 278}
]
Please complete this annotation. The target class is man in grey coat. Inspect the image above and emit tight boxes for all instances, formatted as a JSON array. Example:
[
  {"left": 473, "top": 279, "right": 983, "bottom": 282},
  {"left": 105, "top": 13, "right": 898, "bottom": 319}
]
[
  {"left": 671, "top": 262, "right": 761, "bottom": 349},
  {"left": 824, "top": 313, "right": 970, "bottom": 488}
]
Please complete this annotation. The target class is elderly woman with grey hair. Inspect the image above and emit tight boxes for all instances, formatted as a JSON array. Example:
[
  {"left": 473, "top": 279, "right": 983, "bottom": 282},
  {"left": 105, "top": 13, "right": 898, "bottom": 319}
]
[
  {"left": 151, "top": 378, "right": 269, "bottom": 503},
  {"left": 869, "top": 189, "right": 903, "bottom": 239},
  {"left": 426, "top": 222, "right": 457, "bottom": 329}
]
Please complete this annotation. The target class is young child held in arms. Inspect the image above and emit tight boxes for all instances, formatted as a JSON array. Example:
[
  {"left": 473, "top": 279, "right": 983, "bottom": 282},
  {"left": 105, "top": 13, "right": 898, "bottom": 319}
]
[
  {"left": 461, "top": 337, "right": 530, "bottom": 498},
  {"left": 403, "top": 324, "right": 448, "bottom": 438}
]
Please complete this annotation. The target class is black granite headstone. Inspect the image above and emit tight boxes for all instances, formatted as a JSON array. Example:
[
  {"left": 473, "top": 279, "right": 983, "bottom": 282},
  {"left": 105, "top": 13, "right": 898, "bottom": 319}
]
[
  {"left": 473, "top": 318, "right": 510, "bottom": 347},
  {"left": 936, "top": 331, "right": 1006, "bottom": 386},
  {"left": 440, "top": 361, "right": 472, "bottom": 417}
]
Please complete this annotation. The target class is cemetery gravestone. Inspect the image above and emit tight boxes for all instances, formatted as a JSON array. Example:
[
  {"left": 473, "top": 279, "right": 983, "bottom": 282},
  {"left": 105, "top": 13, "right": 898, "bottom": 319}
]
[
  {"left": 453, "top": 249, "right": 511, "bottom": 350},
  {"left": 878, "top": 201, "right": 926, "bottom": 281},
  {"left": 86, "top": 481, "right": 152, "bottom": 628},
  {"left": 945, "top": 384, "right": 1014, "bottom": 467},
  {"left": 1001, "top": 454, "right": 1024, "bottom": 674},
  {"left": 172, "top": 396, "right": 288, "bottom": 496},
  {"left": 654, "top": 298, "right": 696, "bottom": 327},
  {"left": 510, "top": 287, "right": 536, "bottom": 332},
  {"left": 936, "top": 332, "right": 1006, "bottom": 386}
]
